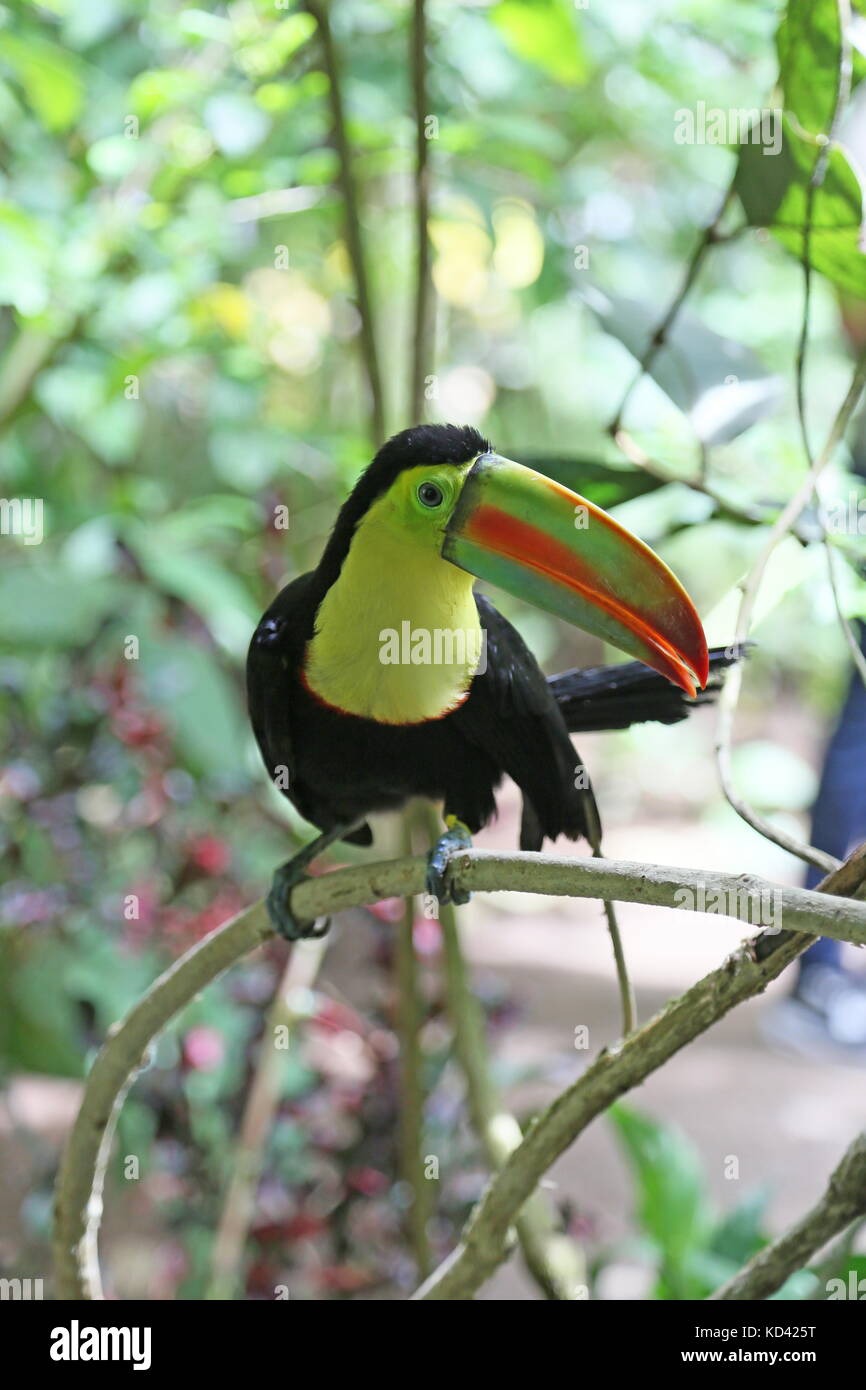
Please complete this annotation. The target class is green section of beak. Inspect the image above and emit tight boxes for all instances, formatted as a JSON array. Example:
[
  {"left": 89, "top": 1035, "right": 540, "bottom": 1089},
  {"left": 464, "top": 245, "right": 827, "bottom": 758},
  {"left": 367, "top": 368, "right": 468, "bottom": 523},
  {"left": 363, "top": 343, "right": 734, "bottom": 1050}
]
[{"left": 442, "top": 453, "right": 709, "bottom": 695}]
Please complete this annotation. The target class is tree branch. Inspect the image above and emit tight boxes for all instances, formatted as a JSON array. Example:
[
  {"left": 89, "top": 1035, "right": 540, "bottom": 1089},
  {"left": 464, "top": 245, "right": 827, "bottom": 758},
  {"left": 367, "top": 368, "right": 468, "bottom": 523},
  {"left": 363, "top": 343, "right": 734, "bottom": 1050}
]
[
  {"left": 53, "top": 845, "right": 866, "bottom": 1298},
  {"left": 205, "top": 936, "right": 329, "bottom": 1300},
  {"left": 304, "top": 0, "right": 385, "bottom": 446},
  {"left": 715, "top": 337, "right": 866, "bottom": 873},
  {"left": 412, "top": 842, "right": 866, "bottom": 1300},
  {"left": 594, "top": 849, "right": 636, "bottom": 1035},
  {"left": 423, "top": 805, "right": 586, "bottom": 1300},
  {"left": 395, "top": 810, "right": 432, "bottom": 1277},
  {"left": 438, "top": 890, "right": 587, "bottom": 1299},
  {"left": 409, "top": 0, "right": 433, "bottom": 423},
  {"left": 711, "top": 1131, "right": 866, "bottom": 1301},
  {"left": 607, "top": 185, "right": 734, "bottom": 437},
  {"left": 54, "top": 900, "right": 273, "bottom": 1299},
  {"left": 612, "top": 425, "right": 817, "bottom": 541}
]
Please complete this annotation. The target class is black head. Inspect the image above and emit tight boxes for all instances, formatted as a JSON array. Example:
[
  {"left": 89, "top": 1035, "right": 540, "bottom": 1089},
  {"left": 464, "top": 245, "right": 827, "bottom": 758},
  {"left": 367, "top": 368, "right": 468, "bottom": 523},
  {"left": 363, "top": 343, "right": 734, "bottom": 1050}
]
[{"left": 315, "top": 424, "right": 491, "bottom": 590}]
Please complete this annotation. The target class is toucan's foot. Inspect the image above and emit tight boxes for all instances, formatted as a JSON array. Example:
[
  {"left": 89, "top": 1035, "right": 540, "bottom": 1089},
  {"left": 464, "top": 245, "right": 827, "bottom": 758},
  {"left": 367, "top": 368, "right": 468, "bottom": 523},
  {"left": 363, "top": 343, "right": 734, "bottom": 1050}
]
[
  {"left": 266, "top": 859, "right": 330, "bottom": 942},
  {"left": 426, "top": 817, "right": 473, "bottom": 908}
]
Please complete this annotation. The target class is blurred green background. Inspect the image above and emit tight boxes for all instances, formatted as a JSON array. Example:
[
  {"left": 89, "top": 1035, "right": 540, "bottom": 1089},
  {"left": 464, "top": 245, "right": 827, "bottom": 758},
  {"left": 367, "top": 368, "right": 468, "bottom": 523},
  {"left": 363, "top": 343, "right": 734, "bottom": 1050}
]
[{"left": 3, "top": 0, "right": 866, "bottom": 1299}]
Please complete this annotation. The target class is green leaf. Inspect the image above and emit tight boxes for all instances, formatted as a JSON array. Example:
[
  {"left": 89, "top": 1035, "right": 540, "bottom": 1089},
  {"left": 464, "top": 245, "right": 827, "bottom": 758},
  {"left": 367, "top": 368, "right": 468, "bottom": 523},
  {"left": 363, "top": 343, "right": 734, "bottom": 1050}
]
[
  {"left": 0, "top": 33, "right": 83, "bottom": 131},
  {"left": 123, "top": 516, "right": 260, "bottom": 659},
  {"left": 138, "top": 634, "right": 248, "bottom": 781},
  {"left": 610, "top": 1103, "right": 714, "bottom": 1300},
  {"left": 777, "top": 0, "right": 843, "bottom": 136},
  {"left": 491, "top": 0, "right": 588, "bottom": 85},
  {"left": 710, "top": 1187, "right": 770, "bottom": 1265},
  {"left": 0, "top": 936, "right": 83, "bottom": 1079},
  {"left": 0, "top": 565, "right": 131, "bottom": 648},
  {"left": 128, "top": 67, "right": 206, "bottom": 120},
  {"left": 516, "top": 456, "right": 666, "bottom": 509},
  {"left": 582, "top": 284, "right": 784, "bottom": 445},
  {"left": 735, "top": 119, "right": 866, "bottom": 297},
  {"left": 236, "top": 13, "right": 316, "bottom": 80}
]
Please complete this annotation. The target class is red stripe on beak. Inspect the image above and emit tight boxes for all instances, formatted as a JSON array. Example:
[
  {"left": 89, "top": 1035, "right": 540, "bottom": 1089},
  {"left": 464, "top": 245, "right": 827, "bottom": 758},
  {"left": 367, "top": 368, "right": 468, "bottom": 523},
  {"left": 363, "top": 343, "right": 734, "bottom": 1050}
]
[{"left": 466, "top": 503, "right": 708, "bottom": 695}]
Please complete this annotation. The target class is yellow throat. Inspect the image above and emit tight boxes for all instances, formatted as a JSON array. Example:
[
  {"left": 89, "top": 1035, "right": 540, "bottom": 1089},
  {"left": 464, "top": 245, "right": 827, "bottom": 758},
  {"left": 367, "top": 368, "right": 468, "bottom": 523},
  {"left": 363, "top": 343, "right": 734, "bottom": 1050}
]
[{"left": 304, "top": 473, "right": 483, "bottom": 724}]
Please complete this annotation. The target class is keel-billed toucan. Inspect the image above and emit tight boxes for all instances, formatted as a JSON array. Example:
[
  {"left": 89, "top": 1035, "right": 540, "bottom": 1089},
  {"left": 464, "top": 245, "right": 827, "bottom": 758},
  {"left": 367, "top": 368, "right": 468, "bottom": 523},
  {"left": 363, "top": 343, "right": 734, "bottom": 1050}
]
[{"left": 247, "top": 424, "right": 729, "bottom": 938}]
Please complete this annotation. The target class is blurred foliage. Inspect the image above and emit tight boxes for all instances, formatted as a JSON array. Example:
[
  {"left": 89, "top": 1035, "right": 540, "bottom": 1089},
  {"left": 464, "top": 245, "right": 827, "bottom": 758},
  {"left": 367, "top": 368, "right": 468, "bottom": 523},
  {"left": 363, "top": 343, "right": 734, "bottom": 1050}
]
[
  {"left": 3, "top": 0, "right": 866, "bottom": 1298},
  {"left": 608, "top": 1103, "right": 862, "bottom": 1300}
]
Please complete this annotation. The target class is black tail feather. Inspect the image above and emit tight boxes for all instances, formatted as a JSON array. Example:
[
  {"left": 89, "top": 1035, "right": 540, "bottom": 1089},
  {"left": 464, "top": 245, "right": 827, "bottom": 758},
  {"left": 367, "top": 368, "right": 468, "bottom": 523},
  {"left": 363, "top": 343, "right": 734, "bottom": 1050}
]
[{"left": 549, "top": 644, "right": 748, "bottom": 734}]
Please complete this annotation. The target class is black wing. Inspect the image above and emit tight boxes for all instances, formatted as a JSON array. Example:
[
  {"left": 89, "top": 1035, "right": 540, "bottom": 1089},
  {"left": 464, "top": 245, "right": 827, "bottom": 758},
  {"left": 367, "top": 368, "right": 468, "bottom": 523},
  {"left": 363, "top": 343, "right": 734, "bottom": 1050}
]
[
  {"left": 451, "top": 594, "right": 601, "bottom": 851},
  {"left": 246, "top": 571, "right": 314, "bottom": 798},
  {"left": 246, "top": 573, "right": 373, "bottom": 846}
]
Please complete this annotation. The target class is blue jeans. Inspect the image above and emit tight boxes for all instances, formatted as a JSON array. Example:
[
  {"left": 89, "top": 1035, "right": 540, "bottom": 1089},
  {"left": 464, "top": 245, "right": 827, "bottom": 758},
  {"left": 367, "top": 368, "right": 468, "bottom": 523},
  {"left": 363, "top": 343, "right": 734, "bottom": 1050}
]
[{"left": 802, "top": 623, "right": 866, "bottom": 969}]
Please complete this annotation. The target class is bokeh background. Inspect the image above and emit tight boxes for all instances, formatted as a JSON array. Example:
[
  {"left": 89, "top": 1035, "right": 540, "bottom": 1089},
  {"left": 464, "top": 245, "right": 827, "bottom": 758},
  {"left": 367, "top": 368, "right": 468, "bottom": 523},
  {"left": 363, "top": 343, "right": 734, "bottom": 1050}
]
[{"left": 3, "top": 0, "right": 866, "bottom": 1299}]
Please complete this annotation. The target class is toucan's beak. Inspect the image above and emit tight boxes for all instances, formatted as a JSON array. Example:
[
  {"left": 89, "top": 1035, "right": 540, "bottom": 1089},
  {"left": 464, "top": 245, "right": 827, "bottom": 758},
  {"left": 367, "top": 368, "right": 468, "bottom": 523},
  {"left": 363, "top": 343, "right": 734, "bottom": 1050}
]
[{"left": 442, "top": 453, "right": 709, "bottom": 696}]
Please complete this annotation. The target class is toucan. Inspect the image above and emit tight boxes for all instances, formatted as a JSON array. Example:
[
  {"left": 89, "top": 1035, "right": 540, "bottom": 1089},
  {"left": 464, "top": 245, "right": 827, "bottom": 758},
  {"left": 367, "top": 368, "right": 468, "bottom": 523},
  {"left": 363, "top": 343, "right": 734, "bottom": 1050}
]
[{"left": 247, "top": 423, "right": 728, "bottom": 939}]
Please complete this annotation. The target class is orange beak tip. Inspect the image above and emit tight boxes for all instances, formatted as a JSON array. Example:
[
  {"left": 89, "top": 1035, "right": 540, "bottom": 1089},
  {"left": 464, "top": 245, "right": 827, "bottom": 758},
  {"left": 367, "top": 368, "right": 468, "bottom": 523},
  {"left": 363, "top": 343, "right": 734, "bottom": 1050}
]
[
  {"left": 666, "top": 664, "right": 697, "bottom": 699},
  {"left": 696, "top": 644, "right": 710, "bottom": 689}
]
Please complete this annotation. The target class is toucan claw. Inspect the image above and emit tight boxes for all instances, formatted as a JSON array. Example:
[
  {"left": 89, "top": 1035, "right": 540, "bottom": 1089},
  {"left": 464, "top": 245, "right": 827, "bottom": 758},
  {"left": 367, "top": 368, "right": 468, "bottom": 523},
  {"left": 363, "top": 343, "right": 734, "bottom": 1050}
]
[
  {"left": 426, "top": 818, "right": 473, "bottom": 908},
  {"left": 266, "top": 860, "right": 331, "bottom": 942}
]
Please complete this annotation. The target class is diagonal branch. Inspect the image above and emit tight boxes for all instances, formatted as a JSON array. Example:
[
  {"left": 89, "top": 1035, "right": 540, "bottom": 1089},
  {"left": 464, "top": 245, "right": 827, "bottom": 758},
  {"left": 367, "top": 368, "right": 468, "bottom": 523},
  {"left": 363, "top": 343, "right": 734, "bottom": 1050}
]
[
  {"left": 711, "top": 1130, "right": 866, "bottom": 1301},
  {"left": 607, "top": 185, "right": 734, "bottom": 438}
]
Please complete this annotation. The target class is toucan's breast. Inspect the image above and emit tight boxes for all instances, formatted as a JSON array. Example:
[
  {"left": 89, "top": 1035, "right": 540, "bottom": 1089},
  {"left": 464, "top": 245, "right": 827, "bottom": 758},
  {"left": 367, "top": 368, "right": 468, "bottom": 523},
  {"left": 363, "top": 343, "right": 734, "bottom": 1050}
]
[{"left": 303, "top": 502, "right": 484, "bottom": 724}]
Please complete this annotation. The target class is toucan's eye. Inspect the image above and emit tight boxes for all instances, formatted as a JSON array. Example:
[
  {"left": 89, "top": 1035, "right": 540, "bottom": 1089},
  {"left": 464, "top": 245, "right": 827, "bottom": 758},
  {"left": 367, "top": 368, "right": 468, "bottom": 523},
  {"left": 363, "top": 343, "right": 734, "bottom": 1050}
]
[{"left": 417, "top": 481, "right": 444, "bottom": 509}]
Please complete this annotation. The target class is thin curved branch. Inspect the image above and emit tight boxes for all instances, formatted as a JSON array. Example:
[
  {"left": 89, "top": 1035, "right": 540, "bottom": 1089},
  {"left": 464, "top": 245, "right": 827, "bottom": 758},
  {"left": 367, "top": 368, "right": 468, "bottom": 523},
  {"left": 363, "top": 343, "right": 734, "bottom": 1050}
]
[
  {"left": 715, "top": 339, "right": 866, "bottom": 873},
  {"left": 612, "top": 425, "right": 818, "bottom": 542},
  {"left": 711, "top": 1131, "right": 866, "bottom": 1301},
  {"left": 54, "top": 846, "right": 866, "bottom": 1298},
  {"left": 793, "top": 3, "right": 866, "bottom": 704},
  {"left": 607, "top": 185, "right": 734, "bottom": 437},
  {"left": 824, "top": 538, "right": 866, "bottom": 688},
  {"left": 54, "top": 900, "right": 273, "bottom": 1299},
  {"left": 595, "top": 852, "right": 636, "bottom": 1035}
]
